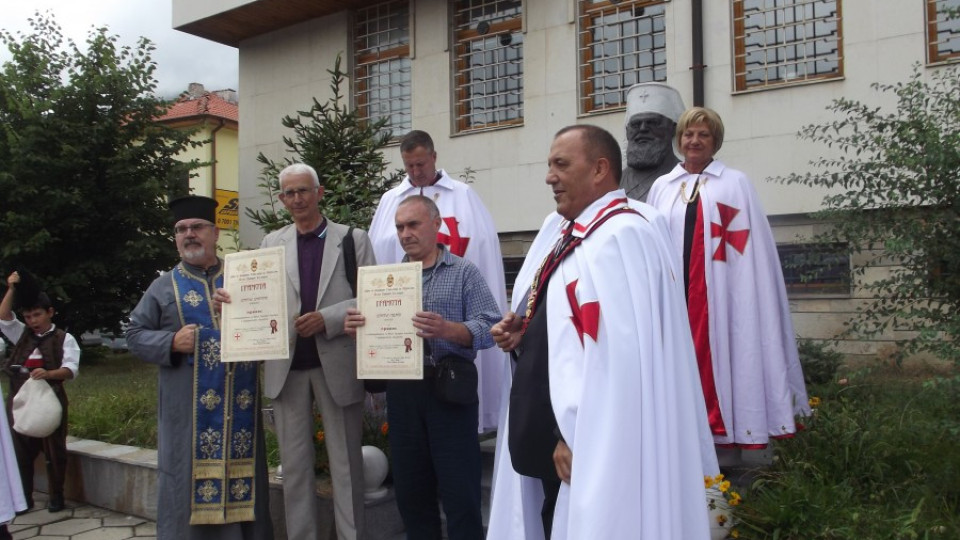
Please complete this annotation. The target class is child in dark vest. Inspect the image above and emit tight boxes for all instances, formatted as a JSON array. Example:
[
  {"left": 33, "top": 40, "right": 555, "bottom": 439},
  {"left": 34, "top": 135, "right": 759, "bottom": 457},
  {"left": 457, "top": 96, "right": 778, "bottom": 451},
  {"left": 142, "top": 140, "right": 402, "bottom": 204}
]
[{"left": 0, "top": 271, "right": 81, "bottom": 514}]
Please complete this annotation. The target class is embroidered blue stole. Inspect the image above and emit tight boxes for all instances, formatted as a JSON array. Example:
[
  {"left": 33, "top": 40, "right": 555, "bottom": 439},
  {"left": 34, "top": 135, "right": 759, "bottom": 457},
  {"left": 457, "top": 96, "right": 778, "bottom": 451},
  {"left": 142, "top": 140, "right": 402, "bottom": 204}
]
[{"left": 170, "top": 263, "right": 260, "bottom": 525}]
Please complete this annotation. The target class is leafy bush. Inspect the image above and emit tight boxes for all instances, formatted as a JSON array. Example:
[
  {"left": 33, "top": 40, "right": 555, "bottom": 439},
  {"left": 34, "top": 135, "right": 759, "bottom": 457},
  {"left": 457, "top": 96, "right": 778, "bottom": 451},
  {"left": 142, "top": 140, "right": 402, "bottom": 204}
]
[
  {"left": 777, "top": 64, "right": 960, "bottom": 364},
  {"left": 797, "top": 339, "right": 844, "bottom": 385},
  {"left": 734, "top": 366, "right": 960, "bottom": 539},
  {"left": 0, "top": 14, "right": 200, "bottom": 338}
]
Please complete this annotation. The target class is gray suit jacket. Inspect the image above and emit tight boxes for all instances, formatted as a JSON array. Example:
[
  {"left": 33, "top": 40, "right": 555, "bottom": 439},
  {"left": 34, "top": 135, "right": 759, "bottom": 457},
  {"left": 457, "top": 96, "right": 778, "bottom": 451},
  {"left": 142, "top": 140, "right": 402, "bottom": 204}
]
[{"left": 260, "top": 219, "right": 376, "bottom": 405}]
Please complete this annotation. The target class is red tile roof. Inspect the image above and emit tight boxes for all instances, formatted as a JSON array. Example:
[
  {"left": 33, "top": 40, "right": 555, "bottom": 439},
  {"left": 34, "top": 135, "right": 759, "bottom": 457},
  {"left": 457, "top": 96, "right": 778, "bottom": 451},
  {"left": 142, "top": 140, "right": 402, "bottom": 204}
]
[{"left": 157, "top": 91, "right": 238, "bottom": 123}]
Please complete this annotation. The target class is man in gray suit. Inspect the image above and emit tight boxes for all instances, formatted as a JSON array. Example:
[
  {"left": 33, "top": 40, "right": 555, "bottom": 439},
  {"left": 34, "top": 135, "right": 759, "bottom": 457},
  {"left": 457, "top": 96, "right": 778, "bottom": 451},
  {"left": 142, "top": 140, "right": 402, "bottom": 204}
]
[{"left": 217, "top": 163, "right": 375, "bottom": 540}]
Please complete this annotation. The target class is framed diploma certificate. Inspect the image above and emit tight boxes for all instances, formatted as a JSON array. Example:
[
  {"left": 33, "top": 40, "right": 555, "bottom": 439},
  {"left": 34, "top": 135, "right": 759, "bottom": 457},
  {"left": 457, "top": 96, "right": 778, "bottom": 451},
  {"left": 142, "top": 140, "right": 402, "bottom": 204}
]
[
  {"left": 221, "top": 246, "right": 290, "bottom": 362},
  {"left": 357, "top": 262, "right": 423, "bottom": 379}
]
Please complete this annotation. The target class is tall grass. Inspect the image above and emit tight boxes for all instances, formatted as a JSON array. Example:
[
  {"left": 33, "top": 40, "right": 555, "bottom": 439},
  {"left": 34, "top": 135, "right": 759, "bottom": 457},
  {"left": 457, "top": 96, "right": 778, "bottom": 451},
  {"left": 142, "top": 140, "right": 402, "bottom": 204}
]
[
  {"left": 735, "top": 361, "right": 960, "bottom": 539},
  {"left": 67, "top": 349, "right": 158, "bottom": 448},
  {"left": 67, "top": 349, "right": 303, "bottom": 472},
  {"left": 70, "top": 349, "right": 288, "bottom": 468}
]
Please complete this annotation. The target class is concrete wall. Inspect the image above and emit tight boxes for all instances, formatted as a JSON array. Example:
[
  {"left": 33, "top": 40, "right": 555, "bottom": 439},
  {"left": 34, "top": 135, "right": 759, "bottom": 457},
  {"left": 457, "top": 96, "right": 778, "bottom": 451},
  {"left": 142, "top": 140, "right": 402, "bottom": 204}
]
[
  {"left": 222, "top": 0, "right": 955, "bottom": 349},
  {"left": 233, "top": 0, "right": 953, "bottom": 239},
  {"left": 769, "top": 214, "right": 925, "bottom": 358},
  {"left": 677, "top": 0, "right": 930, "bottom": 216},
  {"left": 44, "top": 437, "right": 403, "bottom": 540},
  {"left": 237, "top": 12, "right": 353, "bottom": 247}
]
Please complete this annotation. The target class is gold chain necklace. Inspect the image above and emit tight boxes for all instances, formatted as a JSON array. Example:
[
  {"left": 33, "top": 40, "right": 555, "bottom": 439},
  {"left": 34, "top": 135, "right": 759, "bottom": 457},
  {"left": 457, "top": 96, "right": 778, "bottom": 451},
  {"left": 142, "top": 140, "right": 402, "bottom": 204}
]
[
  {"left": 524, "top": 232, "right": 566, "bottom": 321},
  {"left": 679, "top": 175, "right": 706, "bottom": 204}
]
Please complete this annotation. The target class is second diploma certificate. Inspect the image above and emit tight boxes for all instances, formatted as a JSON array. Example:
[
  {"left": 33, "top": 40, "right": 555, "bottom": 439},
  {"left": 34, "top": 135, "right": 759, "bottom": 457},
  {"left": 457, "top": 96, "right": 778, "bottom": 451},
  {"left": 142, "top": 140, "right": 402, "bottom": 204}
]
[{"left": 357, "top": 262, "right": 423, "bottom": 380}]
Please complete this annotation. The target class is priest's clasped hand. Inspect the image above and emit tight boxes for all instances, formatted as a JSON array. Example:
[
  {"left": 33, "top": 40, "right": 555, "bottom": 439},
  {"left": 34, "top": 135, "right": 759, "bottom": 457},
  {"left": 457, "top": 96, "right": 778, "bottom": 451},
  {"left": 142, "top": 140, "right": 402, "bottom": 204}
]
[{"left": 172, "top": 324, "right": 197, "bottom": 353}]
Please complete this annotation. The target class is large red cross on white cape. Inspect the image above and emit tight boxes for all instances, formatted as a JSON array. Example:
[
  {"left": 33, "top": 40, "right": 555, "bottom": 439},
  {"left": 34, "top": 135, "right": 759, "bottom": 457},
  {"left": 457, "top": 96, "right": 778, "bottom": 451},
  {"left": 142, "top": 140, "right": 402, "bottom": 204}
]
[
  {"left": 711, "top": 202, "right": 750, "bottom": 262},
  {"left": 565, "top": 279, "right": 599, "bottom": 345},
  {"left": 437, "top": 216, "right": 470, "bottom": 257}
]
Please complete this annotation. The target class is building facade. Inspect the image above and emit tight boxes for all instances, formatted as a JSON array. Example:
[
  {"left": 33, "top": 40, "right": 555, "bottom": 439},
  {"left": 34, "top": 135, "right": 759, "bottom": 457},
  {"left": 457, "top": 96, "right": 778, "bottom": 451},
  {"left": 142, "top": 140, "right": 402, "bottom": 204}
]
[
  {"left": 157, "top": 83, "right": 241, "bottom": 253},
  {"left": 172, "top": 0, "right": 959, "bottom": 355}
]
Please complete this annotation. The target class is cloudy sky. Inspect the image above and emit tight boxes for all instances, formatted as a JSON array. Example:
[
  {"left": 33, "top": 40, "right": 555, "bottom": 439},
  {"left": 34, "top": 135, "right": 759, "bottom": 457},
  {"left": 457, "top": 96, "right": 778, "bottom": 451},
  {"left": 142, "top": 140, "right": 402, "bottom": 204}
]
[{"left": 1, "top": 0, "right": 239, "bottom": 99}]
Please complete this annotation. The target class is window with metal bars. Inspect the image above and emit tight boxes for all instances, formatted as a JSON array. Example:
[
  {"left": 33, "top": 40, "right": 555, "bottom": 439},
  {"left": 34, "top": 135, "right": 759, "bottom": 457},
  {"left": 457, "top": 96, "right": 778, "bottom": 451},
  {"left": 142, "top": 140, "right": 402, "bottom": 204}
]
[
  {"left": 577, "top": 1, "right": 667, "bottom": 114},
  {"left": 926, "top": 0, "right": 960, "bottom": 63},
  {"left": 354, "top": 0, "right": 412, "bottom": 138},
  {"left": 732, "top": 0, "right": 843, "bottom": 91},
  {"left": 452, "top": 0, "right": 524, "bottom": 133},
  {"left": 777, "top": 242, "right": 851, "bottom": 295},
  {"left": 503, "top": 256, "right": 524, "bottom": 296}
]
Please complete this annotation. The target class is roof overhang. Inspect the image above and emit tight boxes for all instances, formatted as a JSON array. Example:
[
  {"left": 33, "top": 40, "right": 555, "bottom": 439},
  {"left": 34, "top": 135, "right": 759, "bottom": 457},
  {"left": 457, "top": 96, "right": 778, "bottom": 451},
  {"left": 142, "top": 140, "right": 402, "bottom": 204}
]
[
  {"left": 158, "top": 116, "right": 240, "bottom": 131},
  {"left": 174, "top": 0, "right": 382, "bottom": 48}
]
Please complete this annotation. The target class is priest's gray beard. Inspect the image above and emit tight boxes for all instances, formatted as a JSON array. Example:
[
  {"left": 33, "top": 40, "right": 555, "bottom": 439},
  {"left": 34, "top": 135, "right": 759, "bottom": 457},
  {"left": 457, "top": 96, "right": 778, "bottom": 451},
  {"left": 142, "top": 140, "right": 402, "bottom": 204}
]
[
  {"left": 181, "top": 247, "right": 208, "bottom": 264},
  {"left": 626, "top": 140, "right": 672, "bottom": 170}
]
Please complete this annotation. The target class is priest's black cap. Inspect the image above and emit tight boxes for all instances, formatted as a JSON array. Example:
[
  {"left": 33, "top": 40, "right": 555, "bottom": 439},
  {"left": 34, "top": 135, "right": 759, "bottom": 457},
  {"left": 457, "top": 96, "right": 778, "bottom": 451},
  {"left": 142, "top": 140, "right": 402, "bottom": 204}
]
[{"left": 169, "top": 195, "right": 218, "bottom": 224}]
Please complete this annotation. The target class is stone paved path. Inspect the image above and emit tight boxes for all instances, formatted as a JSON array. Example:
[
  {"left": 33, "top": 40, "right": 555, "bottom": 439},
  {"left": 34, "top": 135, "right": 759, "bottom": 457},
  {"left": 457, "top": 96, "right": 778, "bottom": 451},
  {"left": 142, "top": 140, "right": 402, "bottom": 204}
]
[{"left": 8, "top": 493, "right": 156, "bottom": 540}]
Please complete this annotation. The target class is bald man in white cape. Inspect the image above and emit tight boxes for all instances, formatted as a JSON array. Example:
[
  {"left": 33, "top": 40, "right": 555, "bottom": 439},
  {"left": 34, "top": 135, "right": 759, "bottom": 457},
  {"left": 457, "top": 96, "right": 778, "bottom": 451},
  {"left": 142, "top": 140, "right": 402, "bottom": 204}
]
[
  {"left": 486, "top": 125, "right": 718, "bottom": 540},
  {"left": 369, "top": 130, "right": 507, "bottom": 433}
]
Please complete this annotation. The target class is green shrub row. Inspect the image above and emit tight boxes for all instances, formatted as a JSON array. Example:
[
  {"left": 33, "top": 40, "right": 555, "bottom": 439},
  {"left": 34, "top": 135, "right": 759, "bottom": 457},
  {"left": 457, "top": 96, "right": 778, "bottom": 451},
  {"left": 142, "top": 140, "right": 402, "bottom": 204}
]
[{"left": 735, "top": 366, "right": 960, "bottom": 539}]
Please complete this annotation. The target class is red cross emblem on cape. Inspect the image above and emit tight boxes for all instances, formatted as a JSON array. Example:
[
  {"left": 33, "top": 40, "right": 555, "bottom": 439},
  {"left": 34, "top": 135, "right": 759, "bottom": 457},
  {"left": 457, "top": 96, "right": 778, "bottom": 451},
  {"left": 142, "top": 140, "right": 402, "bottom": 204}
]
[
  {"left": 565, "top": 279, "right": 599, "bottom": 345},
  {"left": 437, "top": 216, "right": 470, "bottom": 257},
  {"left": 711, "top": 202, "right": 750, "bottom": 262}
]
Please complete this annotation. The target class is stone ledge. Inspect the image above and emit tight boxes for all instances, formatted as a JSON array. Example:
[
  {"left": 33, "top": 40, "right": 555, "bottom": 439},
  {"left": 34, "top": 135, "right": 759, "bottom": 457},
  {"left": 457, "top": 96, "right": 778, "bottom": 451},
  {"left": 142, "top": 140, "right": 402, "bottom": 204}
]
[
  {"left": 56, "top": 436, "right": 159, "bottom": 521},
  {"left": 31, "top": 437, "right": 404, "bottom": 540}
]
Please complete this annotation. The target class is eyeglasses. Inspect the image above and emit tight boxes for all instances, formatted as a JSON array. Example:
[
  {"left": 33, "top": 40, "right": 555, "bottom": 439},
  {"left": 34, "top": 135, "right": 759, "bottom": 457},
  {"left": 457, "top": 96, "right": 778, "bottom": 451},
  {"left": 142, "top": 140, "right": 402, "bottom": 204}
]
[
  {"left": 174, "top": 223, "right": 214, "bottom": 235},
  {"left": 280, "top": 187, "right": 314, "bottom": 199}
]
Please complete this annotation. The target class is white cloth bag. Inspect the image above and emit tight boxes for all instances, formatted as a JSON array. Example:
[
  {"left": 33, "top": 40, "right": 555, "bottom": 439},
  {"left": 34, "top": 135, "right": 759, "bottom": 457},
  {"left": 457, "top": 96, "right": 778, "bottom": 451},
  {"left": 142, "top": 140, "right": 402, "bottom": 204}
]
[{"left": 12, "top": 378, "right": 62, "bottom": 438}]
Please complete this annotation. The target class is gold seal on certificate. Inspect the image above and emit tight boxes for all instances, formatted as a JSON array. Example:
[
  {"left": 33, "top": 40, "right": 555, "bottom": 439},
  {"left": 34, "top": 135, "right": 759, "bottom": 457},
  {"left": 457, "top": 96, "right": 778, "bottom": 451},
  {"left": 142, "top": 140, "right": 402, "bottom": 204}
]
[
  {"left": 221, "top": 246, "right": 290, "bottom": 362},
  {"left": 357, "top": 262, "right": 423, "bottom": 379}
]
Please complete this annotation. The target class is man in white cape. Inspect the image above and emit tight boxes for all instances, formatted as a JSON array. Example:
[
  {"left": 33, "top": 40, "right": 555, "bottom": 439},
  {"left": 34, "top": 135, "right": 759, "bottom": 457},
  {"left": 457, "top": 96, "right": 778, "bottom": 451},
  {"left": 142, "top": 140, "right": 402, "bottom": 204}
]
[
  {"left": 369, "top": 130, "right": 506, "bottom": 433},
  {"left": 487, "top": 125, "right": 718, "bottom": 540}
]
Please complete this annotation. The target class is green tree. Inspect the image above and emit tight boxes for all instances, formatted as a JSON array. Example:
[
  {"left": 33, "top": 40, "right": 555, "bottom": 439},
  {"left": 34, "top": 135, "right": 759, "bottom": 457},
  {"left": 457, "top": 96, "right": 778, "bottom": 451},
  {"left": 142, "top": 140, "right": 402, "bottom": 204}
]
[
  {"left": 779, "top": 64, "right": 960, "bottom": 363},
  {"left": 246, "top": 54, "right": 402, "bottom": 232},
  {"left": 0, "top": 14, "right": 201, "bottom": 338}
]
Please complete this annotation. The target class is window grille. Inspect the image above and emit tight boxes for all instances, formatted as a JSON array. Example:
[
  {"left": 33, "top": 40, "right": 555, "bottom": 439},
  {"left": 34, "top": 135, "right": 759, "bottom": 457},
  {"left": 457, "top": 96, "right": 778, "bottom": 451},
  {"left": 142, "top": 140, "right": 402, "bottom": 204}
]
[
  {"left": 733, "top": 0, "right": 843, "bottom": 91},
  {"left": 503, "top": 256, "right": 525, "bottom": 296},
  {"left": 578, "top": 1, "right": 667, "bottom": 114},
  {"left": 926, "top": 0, "right": 960, "bottom": 63},
  {"left": 452, "top": 0, "right": 524, "bottom": 133},
  {"left": 355, "top": 1, "right": 412, "bottom": 138}
]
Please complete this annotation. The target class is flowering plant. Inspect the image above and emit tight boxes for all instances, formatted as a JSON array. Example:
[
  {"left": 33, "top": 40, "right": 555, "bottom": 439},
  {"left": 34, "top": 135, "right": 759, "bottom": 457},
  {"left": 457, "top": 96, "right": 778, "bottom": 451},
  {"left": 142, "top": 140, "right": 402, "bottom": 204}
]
[
  {"left": 360, "top": 394, "right": 390, "bottom": 460},
  {"left": 311, "top": 395, "right": 390, "bottom": 474},
  {"left": 313, "top": 413, "right": 330, "bottom": 474},
  {"left": 705, "top": 474, "right": 742, "bottom": 537}
]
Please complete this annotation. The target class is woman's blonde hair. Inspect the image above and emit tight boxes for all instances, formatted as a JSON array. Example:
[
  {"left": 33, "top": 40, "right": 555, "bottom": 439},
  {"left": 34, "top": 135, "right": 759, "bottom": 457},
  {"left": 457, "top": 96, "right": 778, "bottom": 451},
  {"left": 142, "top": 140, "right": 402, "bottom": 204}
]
[{"left": 675, "top": 106, "right": 725, "bottom": 155}]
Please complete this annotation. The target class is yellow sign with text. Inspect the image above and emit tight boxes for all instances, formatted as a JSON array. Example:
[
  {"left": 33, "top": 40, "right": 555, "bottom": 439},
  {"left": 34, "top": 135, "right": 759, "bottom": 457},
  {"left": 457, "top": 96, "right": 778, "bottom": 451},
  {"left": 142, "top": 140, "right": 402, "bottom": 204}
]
[{"left": 215, "top": 189, "right": 239, "bottom": 231}]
